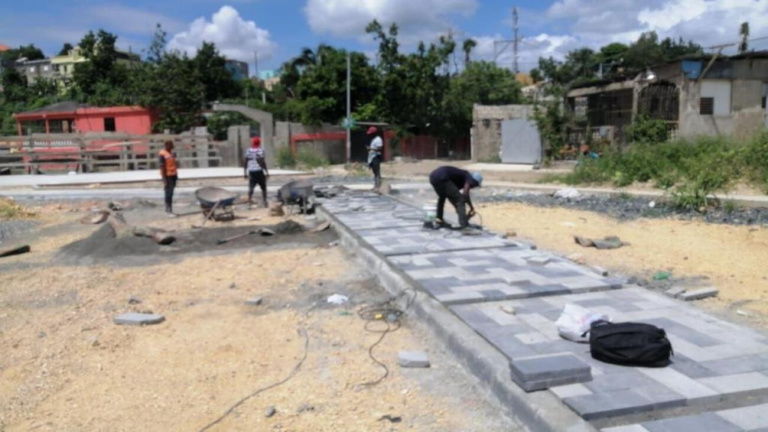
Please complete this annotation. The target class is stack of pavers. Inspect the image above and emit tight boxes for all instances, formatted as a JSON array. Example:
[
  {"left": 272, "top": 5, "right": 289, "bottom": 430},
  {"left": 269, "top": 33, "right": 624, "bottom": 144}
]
[{"left": 320, "top": 192, "right": 768, "bottom": 431}]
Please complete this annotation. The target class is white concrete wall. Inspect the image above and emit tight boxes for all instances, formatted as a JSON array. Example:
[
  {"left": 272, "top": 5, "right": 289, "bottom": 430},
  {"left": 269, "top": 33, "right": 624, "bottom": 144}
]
[{"left": 701, "top": 81, "right": 732, "bottom": 116}]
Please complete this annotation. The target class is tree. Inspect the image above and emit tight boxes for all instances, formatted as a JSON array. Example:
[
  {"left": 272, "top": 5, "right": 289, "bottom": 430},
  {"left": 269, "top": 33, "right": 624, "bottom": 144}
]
[
  {"left": 739, "top": 22, "right": 750, "bottom": 53},
  {"left": 192, "top": 42, "right": 238, "bottom": 102},
  {"left": 58, "top": 43, "right": 74, "bottom": 56},
  {"left": 0, "top": 44, "right": 45, "bottom": 65},
  {"left": 72, "top": 30, "right": 126, "bottom": 99},
  {"left": 565, "top": 48, "right": 598, "bottom": 80},
  {"left": 462, "top": 38, "right": 477, "bottom": 66},
  {"left": 529, "top": 68, "right": 542, "bottom": 83},
  {"left": 0, "top": 67, "right": 28, "bottom": 103}
]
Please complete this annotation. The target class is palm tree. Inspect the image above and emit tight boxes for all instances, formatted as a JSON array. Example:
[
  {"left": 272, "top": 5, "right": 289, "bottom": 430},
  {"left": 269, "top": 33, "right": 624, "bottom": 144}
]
[
  {"left": 739, "top": 22, "right": 750, "bottom": 53},
  {"left": 462, "top": 38, "right": 477, "bottom": 66}
]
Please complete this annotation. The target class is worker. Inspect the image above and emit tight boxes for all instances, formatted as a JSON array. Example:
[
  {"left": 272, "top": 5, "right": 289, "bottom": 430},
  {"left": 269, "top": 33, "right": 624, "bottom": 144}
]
[
  {"left": 243, "top": 136, "right": 269, "bottom": 208},
  {"left": 367, "top": 126, "right": 383, "bottom": 190},
  {"left": 429, "top": 166, "right": 483, "bottom": 230},
  {"left": 158, "top": 140, "right": 178, "bottom": 216}
]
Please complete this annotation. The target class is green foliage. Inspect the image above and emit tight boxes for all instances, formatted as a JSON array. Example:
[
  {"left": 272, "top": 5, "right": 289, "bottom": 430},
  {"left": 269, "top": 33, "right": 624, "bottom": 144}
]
[
  {"left": 741, "top": 132, "right": 768, "bottom": 193},
  {"left": 58, "top": 43, "right": 74, "bottom": 56},
  {"left": 533, "top": 99, "right": 568, "bottom": 156},
  {"left": 626, "top": 115, "right": 669, "bottom": 143},
  {"left": 193, "top": 42, "right": 239, "bottom": 102},
  {"left": 0, "top": 44, "right": 45, "bottom": 65},
  {"left": 295, "top": 147, "right": 328, "bottom": 168},
  {"left": 276, "top": 147, "right": 296, "bottom": 168},
  {"left": 205, "top": 112, "right": 252, "bottom": 140},
  {"left": 73, "top": 30, "right": 127, "bottom": 98}
]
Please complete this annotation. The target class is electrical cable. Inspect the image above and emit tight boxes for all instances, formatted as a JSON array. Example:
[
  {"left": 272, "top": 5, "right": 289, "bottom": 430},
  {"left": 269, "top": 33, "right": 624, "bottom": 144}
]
[
  {"left": 356, "top": 289, "right": 417, "bottom": 388},
  {"left": 197, "top": 328, "right": 309, "bottom": 432}
]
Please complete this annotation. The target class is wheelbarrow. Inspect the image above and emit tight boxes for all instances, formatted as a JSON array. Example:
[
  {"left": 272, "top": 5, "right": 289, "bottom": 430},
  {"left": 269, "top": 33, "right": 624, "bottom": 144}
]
[
  {"left": 277, "top": 179, "right": 315, "bottom": 215},
  {"left": 195, "top": 187, "right": 238, "bottom": 221}
]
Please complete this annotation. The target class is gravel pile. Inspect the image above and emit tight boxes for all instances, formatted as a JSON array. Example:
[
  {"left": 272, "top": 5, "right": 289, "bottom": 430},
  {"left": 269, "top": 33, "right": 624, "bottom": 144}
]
[{"left": 477, "top": 189, "right": 768, "bottom": 226}]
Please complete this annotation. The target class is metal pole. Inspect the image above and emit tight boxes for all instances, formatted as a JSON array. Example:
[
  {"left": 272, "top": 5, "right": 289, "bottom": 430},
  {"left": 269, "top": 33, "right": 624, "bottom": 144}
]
[
  {"left": 346, "top": 51, "right": 351, "bottom": 163},
  {"left": 513, "top": 7, "right": 519, "bottom": 74}
]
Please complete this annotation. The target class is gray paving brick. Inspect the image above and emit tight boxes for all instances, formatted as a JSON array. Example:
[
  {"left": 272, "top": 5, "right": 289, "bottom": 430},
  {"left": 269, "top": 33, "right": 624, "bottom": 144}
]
[
  {"left": 717, "top": 403, "right": 768, "bottom": 430},
  {"left": 699, "top": 372, "right": 768, "bottom": 395},
  {"left": 550, "top": 383, "right": 593, "bottom": 399},
  {"left": 700, "top": 355, "right": 768, "bottom": 376},
  {"left": 585, "top": 370, "right": 657, "bottom": 393},
  {"left": 602, "top": 426, "right": 650, "bottom": 432},
  {"left": 642, "top": 412, "right": 742, "bottom": 432},
  {"left": 563, "top": 390, "right": 654, "bottom": 420},
  {"left": 665, "top": 287, "right": 686, "bottom": 298},
  {"left": 633, "top": 382, "right": 686, "bottom": 410},
  {"left": 669, "top": 355, "right": 719, "bottom": 379},
  {"left": 510, "top": 353, "right": 592, "bottom": 392},
  {"left": 398, "top": 351, "right": 430, "bottom": 368},
  {"left": 636, "top": 366, "right": 719, "bottom": 401},
  {"left": 679, "top": 288, "right": 719, "bottom": 301}
]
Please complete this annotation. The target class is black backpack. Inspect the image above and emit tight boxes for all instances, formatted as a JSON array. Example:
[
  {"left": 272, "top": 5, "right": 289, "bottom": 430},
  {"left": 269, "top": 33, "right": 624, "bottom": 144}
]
[{"left": 589, "top": 321, "right": 673, "bottom": 367}]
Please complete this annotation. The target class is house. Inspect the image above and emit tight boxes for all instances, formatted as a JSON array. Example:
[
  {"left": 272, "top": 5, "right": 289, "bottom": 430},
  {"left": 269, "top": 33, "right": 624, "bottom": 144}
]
[
  {"left": 15, "top": 58, "right": 55, "bottom": 84},
  {"left": 224, "top": 60, "right": 249, "bottom": 81},
  {"left": 14, "top": 101, "right": 156, "bottom": 136},
  {"left": 565, "top": 52, "right": 768, "bottom": 145},
  {"left": 51, "top": 46, "right": 140, "bottom": 83}
]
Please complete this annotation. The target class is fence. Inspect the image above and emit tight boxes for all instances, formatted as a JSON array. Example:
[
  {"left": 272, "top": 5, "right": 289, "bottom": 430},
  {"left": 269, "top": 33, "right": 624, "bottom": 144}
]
[{"left": 0, "top": 132, "right": 222, "bottom": 174}]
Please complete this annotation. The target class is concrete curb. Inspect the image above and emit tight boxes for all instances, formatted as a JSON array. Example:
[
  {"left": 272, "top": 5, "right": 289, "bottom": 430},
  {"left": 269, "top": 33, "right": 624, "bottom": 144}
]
[{"left": 318, "top": 204, "right": 597, "bottom": 432}]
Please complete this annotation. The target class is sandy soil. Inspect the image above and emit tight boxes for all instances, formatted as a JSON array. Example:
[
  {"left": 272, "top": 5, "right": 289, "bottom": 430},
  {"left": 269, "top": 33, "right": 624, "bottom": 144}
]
[
  {"left": 0, "top": 205, "right": 518, "bottom": 432},
  {"left": 479, "top": 202, "right": 768, "bottom": 324}
]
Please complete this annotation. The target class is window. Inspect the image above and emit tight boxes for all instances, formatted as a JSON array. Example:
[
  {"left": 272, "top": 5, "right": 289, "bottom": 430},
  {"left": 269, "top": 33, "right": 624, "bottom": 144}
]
[
  {"left": 104, "top": 117, "right": 116, "bottom": 132},
  {"left": 700, "top": 97, "right": 715, "bottom": 115}
]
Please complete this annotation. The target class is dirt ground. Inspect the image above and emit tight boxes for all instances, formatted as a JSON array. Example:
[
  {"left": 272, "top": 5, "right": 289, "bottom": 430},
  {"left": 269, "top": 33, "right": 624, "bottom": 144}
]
[
  {"left": 479, "top": 202, "right": 768, "bottom": 324},
  {"left": 0, "top": 202, "right": 519, "bottom": 432}
]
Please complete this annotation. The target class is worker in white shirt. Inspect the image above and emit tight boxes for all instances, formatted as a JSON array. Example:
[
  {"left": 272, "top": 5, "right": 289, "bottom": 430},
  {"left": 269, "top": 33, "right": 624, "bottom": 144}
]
[{"left": 367, "top": 126, "right": 383, "bottom": 190}]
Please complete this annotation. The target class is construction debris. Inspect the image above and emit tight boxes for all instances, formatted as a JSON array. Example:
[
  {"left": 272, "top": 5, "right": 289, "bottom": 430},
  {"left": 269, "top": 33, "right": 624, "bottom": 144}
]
[
  {"left": 113, "top": 313, "right": 165, "bottom": 326},
  {"left": 554, "top": 188, "right": 581, "bottom": 200},
  {"left": 311, "top": 221, "right": 331, "bottom": 233},
  {"left": 666, "top": 287, "right": 686, "bottom": 298},
  {"left": 574, "top": 235, "right": 626, "bottom": 250},
  {"left": 217, "top": 230, "right": 261, "bottom": 245},
  {"left": 0, "top": 245, "right": 31, "bottom": 258},
  {"left": 269, "top": 203, "right": 285, "bottom": 217},
  {"left": 108, "top": 213, "right": 175, "bottom": 245},
  {"left": 327, "top": 294, "right": 349, "bottom": 305},
  {"left": 80, "top": 210, "right": 110, "bottom": 225},
  {"left": 246, "top": 296, "right": 263, "bottom": 306}
]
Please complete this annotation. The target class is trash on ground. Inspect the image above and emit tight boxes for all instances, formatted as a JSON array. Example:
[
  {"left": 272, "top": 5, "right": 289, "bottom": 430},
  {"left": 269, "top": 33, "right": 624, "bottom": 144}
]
[
  {"left": 246, "top": 296, "right": 263, "bottom": 306},
  {"left": 574, "top": 235, "right": 626, "bottom": 250},
  {"left": 556, "top": 303, "right": 610, "bottom": 343},
  {"left": 0, "top": 245, "right": 31, "bottom": 258},
  {"left": 327, "top": 294, "right": 349, "bottom": 305},
  {"left": 311, "top": 221, "right": 331, "bottom": 233},
  {"left": 737, "top": 309, "right": 750, "bottom": 317},
  {"left": 653, "top": 271, "right": 671, "bottom": 281},
  {"left": 378, "top": 415, "right": 402, "bottom": 423},
  {"left": 80, "top": 210, "right": 109, "bottom": 225},
  {"left": 554, "top": 188, "right": 581, "bottom": 200},
  {"left": 398, "top": 351, "right": 430, "bottom": 368}
]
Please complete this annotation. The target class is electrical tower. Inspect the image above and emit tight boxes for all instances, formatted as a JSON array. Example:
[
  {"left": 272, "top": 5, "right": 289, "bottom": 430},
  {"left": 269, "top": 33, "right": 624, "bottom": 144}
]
[{"left": 493, "top": 6, "right": 523, "bottom": 73}]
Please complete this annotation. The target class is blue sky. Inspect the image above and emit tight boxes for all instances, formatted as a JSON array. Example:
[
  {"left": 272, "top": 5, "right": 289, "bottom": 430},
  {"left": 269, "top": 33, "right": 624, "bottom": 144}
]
[{"left": 2, "top": 0, "right": 767, "bottom": 76}]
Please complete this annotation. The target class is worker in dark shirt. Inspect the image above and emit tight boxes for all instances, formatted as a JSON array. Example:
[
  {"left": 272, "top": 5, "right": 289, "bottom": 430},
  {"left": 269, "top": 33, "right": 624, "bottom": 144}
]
[{"left": 429, "top": 166, "right": 483, "bottom": 229}]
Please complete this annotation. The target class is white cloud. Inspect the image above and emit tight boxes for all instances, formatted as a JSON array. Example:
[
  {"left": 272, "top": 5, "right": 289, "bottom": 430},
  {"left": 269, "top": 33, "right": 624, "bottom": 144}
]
[
  {"left": 304, "top": 0, "right": 478, "bottom": 42},
  {"left": 168, "top": 6, "right": 277, "bottom": 65}
]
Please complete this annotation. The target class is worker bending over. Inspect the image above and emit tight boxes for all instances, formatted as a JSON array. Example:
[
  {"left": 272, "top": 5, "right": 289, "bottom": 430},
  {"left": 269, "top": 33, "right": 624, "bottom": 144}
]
[{"left": 429, "top": 166, "right": 483, "bottom": 230}]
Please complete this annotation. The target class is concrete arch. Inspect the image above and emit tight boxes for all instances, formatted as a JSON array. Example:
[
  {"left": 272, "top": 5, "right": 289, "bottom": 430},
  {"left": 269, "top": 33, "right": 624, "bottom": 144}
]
[{"left": 213, "top": 104, "right": 275, "bottom": 166}]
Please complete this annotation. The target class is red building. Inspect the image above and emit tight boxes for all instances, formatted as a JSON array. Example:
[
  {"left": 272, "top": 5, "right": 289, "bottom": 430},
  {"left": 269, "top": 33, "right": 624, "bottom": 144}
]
[{"left": 14, "top": 102, "right": 156, "bottom": 136}]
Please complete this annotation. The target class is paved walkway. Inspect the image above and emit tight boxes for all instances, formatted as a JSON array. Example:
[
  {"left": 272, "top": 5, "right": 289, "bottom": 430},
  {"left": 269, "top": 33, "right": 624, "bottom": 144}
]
[
  {"left": 0, "top": 167, "right": 305, "bottom": 188},
  {"left": 320, "top": 192, "right": 768, "bottom": 431}
]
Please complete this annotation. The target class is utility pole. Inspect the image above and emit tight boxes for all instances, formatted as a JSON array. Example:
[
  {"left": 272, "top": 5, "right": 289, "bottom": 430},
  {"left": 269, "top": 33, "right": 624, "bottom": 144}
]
[
  {"left": 254, "top": 50, "right": 259, "bottom": 80},
  {"left": 513, "top": 7, "right": 519, "bottom": 74},
  {"left": 346, "top": 52, "right": 351, "bottom": 163}
]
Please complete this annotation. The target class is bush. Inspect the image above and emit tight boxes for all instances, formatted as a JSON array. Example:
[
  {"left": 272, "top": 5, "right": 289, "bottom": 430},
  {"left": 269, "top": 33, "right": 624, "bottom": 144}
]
[
  {"left": 741, "top": 132, "right": 768, "bottom": 193},
  {"left": 626, "top": 115, "right": 669, "bottom": 144},
  {"left": 296, "top": 147, "right": 329, "bottom": 168},
  {"left": 276, "top": 146, "right": 296, "bottom": 168}
]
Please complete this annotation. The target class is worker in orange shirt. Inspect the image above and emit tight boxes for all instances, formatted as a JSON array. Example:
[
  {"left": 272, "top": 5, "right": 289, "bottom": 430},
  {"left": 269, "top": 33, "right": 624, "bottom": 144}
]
[{"left": 158, "top": 140, "right": 178, "bottom": 216}]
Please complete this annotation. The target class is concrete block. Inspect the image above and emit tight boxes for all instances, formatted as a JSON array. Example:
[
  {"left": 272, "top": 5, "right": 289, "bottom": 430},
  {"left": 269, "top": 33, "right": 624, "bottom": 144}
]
[
  {"left": 602, "top": 426, "right": 650, "bottom": 432},
  {"left": 526, "top": 256, "right": 552, "bottom": 266},
  {"left": 398, "top": 351, "right": 430, "bottom": 368},
  {"left": 665, "top": 287, "right": 686, "bottom": 298},
  {"left": 679, "top": 288, "right": 718, "bottom": 301},
  {"left": 246, "top": 296, "right": 263, "bottom": 306},
  {"left": 592, "top": 266, "right": 609, "bottom": 277},
  {"left": 510, "top": 353, "right": 592, "bottom": 392},
  {"left": 698, "top": 372, "right": 768, "bottom": 395},
  {"left": 113, "top": 313, "right": 165, "bottom": 326},
  {"left": 563, "top": 389, "right": 653, "bottom": 420}
]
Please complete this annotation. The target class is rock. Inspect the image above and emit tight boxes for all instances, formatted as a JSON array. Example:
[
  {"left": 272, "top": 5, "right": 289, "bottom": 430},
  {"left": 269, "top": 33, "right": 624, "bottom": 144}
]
[
  {"left": 568, "top": 254, "right": 586, "bottom": 265},
  {"left": 665, "top": 287, "right": 686, "bottom": 298},
  {"left": 327, "top": 294, "right": 349, "bottom": 305},
  {"left": 297, "top": 403, "right": 314, "bottom": 413},
  {"left": 128, "top": 296, "right": 143, "bottom": 305},
  {"left": 591, "top": 266, "right": 609, "bottom": 277},
  {"left": 113, "top": 313, "right": 165, "bottom": 326},
  {"left": 246, "top": 296, "right": 263, "bottom": 306},
  {"left": 554, "top": 188, "right": 581, "bottom": 200},
  {"left": 398, "top": 351, "right": 430, "bottom": 368},
  {"left": 378, "top": 415, "right": 402, "bottom": 423},
  {"left": 328, "top": 240, "right": 340, "bottom": 247},
  {"left": 38, "top": 331, "right": 47, "bottom": 338},
  {"left": 265, "top": 406, "right": 277, "bottom": 418},
  {"left": 526, "top": 256, "right": 551, "bottom": 266},
  {"left": 87, "top": 335, "right": 100, "bottom": 347},
  {"left": 737, "top": 309, "right": 750, "bottom": 317},
  {"left": 593, "top": 237, "right": 624, "bottom": 250},
  {"left": 680, "top": 288, "right": 719, "bottom": 301},
  {"left": 505, "top": 230, "right": 517, "bottom": 238},
  {"left": 229, "top": 282, "right": 237, "bottom": 289},
  {"left": 574, "top": 236, "right": 594, "bottom": 247}
]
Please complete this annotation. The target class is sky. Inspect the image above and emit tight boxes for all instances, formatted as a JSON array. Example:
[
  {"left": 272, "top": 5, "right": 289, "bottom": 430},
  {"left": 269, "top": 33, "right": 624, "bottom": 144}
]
[{"left": 1, "top": 0, "right": 767, "bottom": 76}]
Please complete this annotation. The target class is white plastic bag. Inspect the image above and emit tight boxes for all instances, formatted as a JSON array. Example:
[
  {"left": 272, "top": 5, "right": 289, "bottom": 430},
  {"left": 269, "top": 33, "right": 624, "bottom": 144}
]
[{"left": 555, "top": 303, "right": 610, "bottom": 343}]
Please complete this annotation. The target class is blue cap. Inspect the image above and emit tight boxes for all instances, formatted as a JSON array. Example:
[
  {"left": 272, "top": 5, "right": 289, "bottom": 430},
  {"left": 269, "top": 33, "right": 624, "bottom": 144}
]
[{"left": 471, "top": 171, "right": 483, "bottom": 186}]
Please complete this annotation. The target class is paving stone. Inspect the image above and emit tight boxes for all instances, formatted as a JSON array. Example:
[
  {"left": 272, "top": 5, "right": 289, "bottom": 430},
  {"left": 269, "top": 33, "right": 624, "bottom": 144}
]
[
  {"left": 550, "top": 383, "right": 593, "bottom": 399},
  {"left": 665, "top": 287, "right": 686, "bottom": 298},
  {"left": 526, "top": 256, "right": 552, "bottom": 266},
  {"left": 510, "top": 353, "right": 592, "bottom": 392},
  {"left": 641, "top": 412, "right": 742, "bottom": 432},
  {"left": 113, "top": 312, "right": 165, "bottom": 326},
  {"left": 679, "top": 288, "right": 719, "bottom": 301},
  {"left": 602, "top": 426, "right": 650, "bottom": 432},
  {"left": 636, "top": 366, "right": 719, "bottom": 401},
  {"left": 246, "top": 296, "right": 263, "bottom": 306},
  {"left": 563, "top": 389, "right": 655, "bottom": 420},
  {"left": 716, "top": 403, "right": 768, "bottom": 430},
  {"left": 398, "top": 351, "right": 430, "bottom": 368},
  {"left": 698, "top": 372, "right": 768, "bottom": 395}
]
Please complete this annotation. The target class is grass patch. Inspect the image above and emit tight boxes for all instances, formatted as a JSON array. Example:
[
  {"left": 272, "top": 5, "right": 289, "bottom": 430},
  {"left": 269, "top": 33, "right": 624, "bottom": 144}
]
[
  {"left": 0, "top": 198, "right": 36, "bottom": 220},
  {"left": 296, "top": 147, "right": 329, "bottom": 169},
  {"left": 276, "top": 147, "right": 296, "bottom": 168},
  {"left": 345, "top": 162, "right": 370, "bottom": 178}
]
